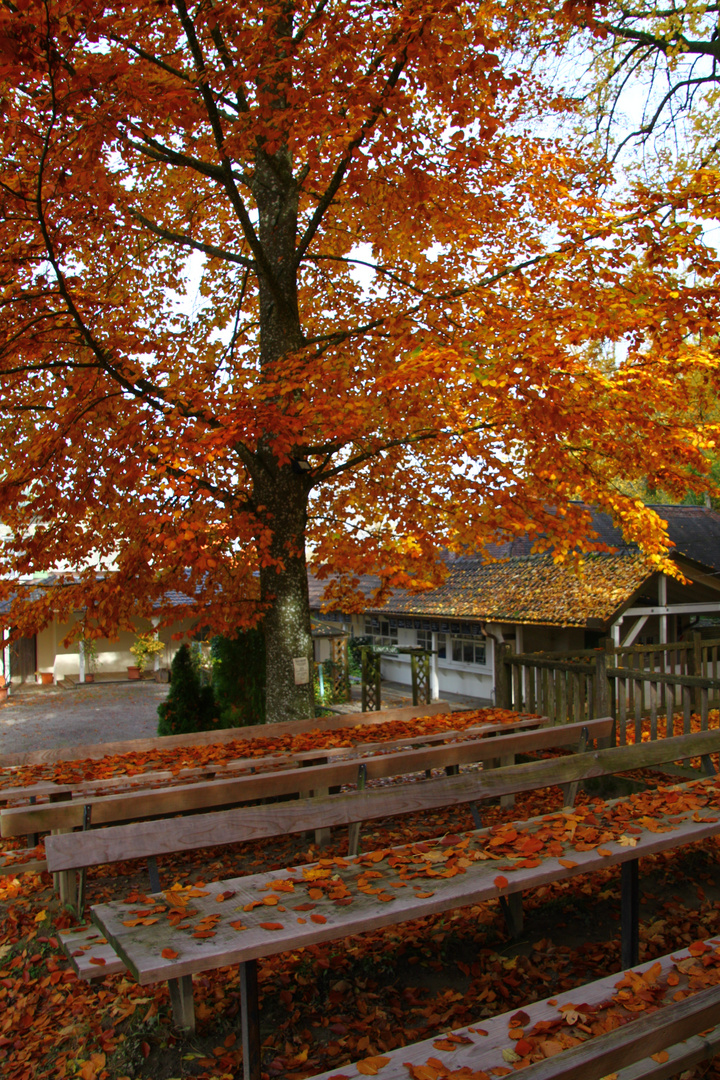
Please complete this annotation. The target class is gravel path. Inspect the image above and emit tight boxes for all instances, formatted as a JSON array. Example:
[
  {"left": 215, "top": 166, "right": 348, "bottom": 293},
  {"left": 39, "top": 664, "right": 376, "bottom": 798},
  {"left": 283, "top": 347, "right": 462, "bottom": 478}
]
[{"left": 0, "top": 682, "right": 170, "bottom": 756}]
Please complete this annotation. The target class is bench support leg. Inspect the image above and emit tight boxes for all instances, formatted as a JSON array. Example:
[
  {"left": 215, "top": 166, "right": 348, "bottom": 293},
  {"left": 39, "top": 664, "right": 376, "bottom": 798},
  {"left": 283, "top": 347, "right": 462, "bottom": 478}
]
[
  {"left": 621, "top": 858, "right": 640, "bottom": 968},
  {"left": 147, "top": 856, "right": 161, "bottom": 894},
  {"left": 168, "top": 974, "right": 195, "bottom": 1032},
  {"left": 562, "top": 727, "right": 589, "bottom": 808},
  {"left": 500, "top": 892, "right": 523, "bottom": 939},
  {"left": 348, "top": 764, "right": 367, "bottom": 858},
  {"left": 240, "top": 959, "right": 261, "bottom": 1080},
  {"left": 58, "top": 869, "right": 77, "bottom": 910},
  {"left": 347, "top": 822, "right": 361, "bottom": 858}
]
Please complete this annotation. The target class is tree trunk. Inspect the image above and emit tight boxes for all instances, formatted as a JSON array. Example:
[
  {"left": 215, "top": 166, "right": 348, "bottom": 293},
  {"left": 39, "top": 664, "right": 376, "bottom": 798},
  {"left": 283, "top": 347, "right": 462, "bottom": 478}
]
[
  {"left": 249, "top": 7, "right": 312, "bottom": 723},
  {"left": 255, "top": 464, "right": 314, "bottom": 723}
]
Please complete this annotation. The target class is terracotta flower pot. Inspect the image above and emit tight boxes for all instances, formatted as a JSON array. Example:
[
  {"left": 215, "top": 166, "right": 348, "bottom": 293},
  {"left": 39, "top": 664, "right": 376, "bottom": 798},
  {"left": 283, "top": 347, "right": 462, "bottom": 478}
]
[
  {"left": 127, "top": 666, "right": 140, "bottom": 680},
  {"left": 84, "top": 673, "right": 95, "bottom": 683},
  {"left": 38, "top": 672, "right": 54, "bottom": 685}
]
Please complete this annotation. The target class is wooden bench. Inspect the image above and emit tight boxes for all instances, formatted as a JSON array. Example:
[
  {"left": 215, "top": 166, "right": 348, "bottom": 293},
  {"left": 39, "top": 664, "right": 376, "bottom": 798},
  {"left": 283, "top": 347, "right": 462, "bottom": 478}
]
[
  {"left": 51, "top": 728, "right": 720, "bottom": 1056},
  {"left": 0, "top": 710, "right": 557, "bottom": 889},
  {"left": 0, "top": 702, "right": 523, "bottom": 880},
  {"left": 308, "top": 940, "right": 720, "bottom": 1080},
  {"left": 41, "top": 716, "right": 611, "bottom": 907},
  {"left": 78, "top": 736, "right": 720, "bottom": 1080}
]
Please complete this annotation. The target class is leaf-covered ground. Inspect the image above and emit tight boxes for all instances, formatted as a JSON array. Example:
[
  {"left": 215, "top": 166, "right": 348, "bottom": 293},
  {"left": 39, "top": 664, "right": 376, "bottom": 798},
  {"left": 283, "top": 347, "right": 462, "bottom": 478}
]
[{"left": 3, "top": 712, "right": 720, "bottom": 1080}]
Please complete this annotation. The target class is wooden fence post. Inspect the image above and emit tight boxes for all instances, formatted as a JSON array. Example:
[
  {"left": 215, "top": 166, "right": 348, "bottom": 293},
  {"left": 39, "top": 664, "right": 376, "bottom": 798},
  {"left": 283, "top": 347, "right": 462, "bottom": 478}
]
[
  {"left": 594, "top": 652, "right": 613, "bottom": 747},
  {"left": 494, "top": 641, "right": 512, "bottom": 709},
  {"left": 691, "top": 631, "right": 703, "bottom": 717}
]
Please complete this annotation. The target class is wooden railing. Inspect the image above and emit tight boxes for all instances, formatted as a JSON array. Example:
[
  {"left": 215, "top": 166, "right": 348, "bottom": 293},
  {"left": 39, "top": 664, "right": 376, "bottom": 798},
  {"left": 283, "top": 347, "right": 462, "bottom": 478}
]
[{"left": 495, "top": 636, "right": 720, "bottom": 752}]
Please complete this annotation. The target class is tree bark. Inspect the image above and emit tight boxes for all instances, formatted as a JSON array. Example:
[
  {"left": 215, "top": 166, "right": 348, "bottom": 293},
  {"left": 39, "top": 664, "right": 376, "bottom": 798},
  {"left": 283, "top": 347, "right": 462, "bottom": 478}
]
[{"left": 254, "top": 464, "right": 314, "bottom": 723}]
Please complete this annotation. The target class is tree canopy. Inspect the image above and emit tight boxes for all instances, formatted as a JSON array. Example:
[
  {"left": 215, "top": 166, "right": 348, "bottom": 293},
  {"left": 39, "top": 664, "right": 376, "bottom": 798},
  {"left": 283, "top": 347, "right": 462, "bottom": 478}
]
[{"left": 1, "top": 0, "right": 719, "bottom": 720}]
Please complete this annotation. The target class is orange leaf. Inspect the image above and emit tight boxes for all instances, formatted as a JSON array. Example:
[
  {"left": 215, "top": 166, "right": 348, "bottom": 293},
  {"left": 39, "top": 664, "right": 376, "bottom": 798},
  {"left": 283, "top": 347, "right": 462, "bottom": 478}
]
[
  {"left": 192, "top": 930, "right": 216, "bottom": 938},
  {"left": 651, "top": 1051, "right": 669, "bottom": 1063},
  {"left": 161, "top": 947, "right": 179, "bottom": 959},
  {"left": 259, "top": 922, "right": 284, "bottom": 930},
  {"left": 89, "top": 956, "right": 106, "bottom": 966},
  {"left": 229, "top": 920, "right": 247, "bottom": 931},
  {"left": 310, "top": 913, "right": 327, "bottom": 924},
  {"left": 414, "top": 891, "right": 435, "bottom": 899},
  {"left": 356, "top": 1056, "right": 391, "bottom": 1074},
  {"left": 403, "top": 1066, "right": 440, "bottom": 1080},
  {"left": 494, "top": 875, "right": 509, "bottom": 889},
  {"left": 558, "top": 859, "right": 577, "bottom": 869}
]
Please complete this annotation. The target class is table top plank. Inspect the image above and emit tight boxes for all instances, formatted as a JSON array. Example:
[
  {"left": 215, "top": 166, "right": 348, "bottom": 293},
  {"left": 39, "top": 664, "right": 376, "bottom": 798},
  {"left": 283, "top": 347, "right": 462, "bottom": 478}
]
[{"left": 91, "top": 776, "right": 720, "bottom": 986}]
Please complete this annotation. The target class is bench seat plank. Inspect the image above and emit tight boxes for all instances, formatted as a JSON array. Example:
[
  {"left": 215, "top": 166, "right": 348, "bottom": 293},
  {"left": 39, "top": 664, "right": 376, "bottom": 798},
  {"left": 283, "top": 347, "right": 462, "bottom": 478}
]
[
  {"left": 90, "top": 775, "right": 720, "bottom": 987},
  {"left": 309, "top": 943, "right": 720, "bottom": 1080},
  {"left": 6, "top": 716, "right": 604, "bottom": 838}
]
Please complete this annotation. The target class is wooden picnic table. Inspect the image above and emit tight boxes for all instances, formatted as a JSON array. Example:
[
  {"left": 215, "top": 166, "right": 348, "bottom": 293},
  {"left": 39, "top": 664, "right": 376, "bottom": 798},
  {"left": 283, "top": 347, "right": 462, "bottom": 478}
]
[{"left": 89, "top": 772, "right": 720, "bottom": 1080}]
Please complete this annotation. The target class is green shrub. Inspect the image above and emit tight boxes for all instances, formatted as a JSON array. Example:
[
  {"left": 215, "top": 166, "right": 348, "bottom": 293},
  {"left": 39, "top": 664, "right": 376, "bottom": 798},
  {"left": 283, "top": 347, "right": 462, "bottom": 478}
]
[
  {"left": 157, "top": 644, "right": 216, "bottom": 736},
  {"left": 211, "top": 629, "right": 265, "bottom": 727}
]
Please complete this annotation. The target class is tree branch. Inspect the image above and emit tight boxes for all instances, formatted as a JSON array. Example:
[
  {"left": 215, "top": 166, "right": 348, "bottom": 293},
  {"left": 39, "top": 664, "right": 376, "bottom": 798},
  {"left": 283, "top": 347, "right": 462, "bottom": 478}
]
[{"left": 127, "top": 207, "right": 255, "bottom": 267}]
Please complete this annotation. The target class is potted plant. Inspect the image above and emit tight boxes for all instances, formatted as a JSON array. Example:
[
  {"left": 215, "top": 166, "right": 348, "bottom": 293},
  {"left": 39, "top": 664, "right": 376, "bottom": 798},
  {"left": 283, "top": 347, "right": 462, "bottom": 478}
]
[
  {"left": 129, "top": 634, "right": 165, "bottom": 678},
  {"left": 82, "top": 638, "right": 98, "bottom": 683}
]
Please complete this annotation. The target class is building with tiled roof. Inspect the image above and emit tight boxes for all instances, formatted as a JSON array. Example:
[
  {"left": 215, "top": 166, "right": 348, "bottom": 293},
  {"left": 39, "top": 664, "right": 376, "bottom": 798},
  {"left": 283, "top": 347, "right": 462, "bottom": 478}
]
[{"left": 311, "top": 505, "right": 720, "bottom": 704}]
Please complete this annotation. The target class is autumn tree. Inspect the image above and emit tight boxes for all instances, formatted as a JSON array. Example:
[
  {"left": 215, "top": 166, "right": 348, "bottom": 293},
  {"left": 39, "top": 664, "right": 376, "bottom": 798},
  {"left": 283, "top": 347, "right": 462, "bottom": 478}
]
[{"left": 1, "top": 0, "right": 720, "bottom": 722}]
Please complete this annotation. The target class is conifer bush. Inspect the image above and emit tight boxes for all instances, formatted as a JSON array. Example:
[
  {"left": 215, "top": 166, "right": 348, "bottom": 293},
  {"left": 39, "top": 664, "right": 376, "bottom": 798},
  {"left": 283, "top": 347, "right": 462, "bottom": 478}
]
[
  {"left": 211, "top": 630, "right": 266, "bottom": 727},
  {"left": 157, "top": 644, "right": 216, "bottom": 736}
]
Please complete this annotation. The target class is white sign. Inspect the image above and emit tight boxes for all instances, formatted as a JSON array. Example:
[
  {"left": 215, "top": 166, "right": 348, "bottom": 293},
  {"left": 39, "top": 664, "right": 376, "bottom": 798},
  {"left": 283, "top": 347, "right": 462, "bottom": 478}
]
[{"left": 293, "top": 657, "right": 310, "bottom": 685}]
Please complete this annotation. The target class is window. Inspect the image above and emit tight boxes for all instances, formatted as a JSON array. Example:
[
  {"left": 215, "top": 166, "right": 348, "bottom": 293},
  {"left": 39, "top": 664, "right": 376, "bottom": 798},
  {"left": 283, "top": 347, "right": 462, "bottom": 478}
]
[
  {"left": 416, "top": 629, "right": 433, "bottom": 651},
  {"left": 451, "top": 635, "right": 486, "bottom": 666},
  {"left": 364, "top": 618, "right": 398, "bottom": 649},
  {"left": 435, "top": 632, "right": 486, "bottom": 667}
]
